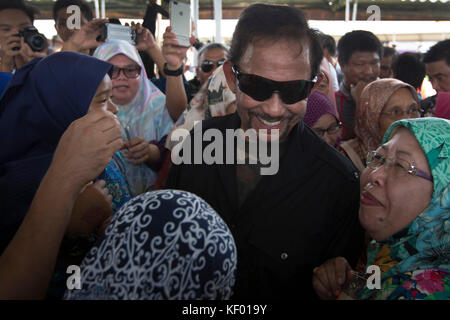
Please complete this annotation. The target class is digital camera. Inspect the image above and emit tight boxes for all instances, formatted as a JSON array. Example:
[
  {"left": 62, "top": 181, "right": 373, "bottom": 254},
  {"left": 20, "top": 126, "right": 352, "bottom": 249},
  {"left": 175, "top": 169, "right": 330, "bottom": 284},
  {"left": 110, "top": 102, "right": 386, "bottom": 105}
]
[
  {"left": 18, "top": 26, "right": 47, "bottom": 52},
  {"left": 97, "top": 23, "right": 138, "bottom": 45}
]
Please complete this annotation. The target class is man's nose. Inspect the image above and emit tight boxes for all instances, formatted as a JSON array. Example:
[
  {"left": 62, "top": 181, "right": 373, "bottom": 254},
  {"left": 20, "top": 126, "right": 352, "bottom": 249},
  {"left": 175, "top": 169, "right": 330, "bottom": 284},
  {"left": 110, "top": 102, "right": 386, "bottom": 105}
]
[
  {"left": 363, "top": 63, "right": 374, "bottom": 76},
  {"left": 262, "top": 92, "right": 285, "bottom": 118}
]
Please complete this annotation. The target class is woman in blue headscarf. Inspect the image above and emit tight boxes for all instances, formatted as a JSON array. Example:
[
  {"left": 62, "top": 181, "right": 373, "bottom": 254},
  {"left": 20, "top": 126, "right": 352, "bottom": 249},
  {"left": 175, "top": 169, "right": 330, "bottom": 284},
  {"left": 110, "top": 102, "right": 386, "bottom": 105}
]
[
  {"left": 0, "top": 52, "right": 131, "bottom": 248},
  {"left": 0, "top": 51, "right": 132, "bottom": 298}
]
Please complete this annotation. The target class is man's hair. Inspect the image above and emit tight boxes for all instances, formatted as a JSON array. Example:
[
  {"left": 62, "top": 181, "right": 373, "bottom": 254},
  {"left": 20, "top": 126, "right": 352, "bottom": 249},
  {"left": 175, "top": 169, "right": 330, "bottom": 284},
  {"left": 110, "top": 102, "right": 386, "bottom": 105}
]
[
  {"left": 393, "top": 52, "right": 426, "bottom": 90},
  {"left": 197, "top": 42, "right": 230, "bottom": 62},
  {"left": 320, "top": 34, "right": 336, "bottom": 57},
  {"left": 383, "top": 46, "right": 397, "bottom": 58},
  {"left": 52, "top": 0, "right": 94, "bottom": 22},
  {"left": 423, "top": 39, "right": 450, "bottom": 66},
  {"left": 0, "top": 0, "right": 39, "bottom": 23},
  {"left": 229, "top": 4, "right": 322, "bottom": 80},
  {"left": 337, "top": 30, "right": 382, "bottom": 66}
]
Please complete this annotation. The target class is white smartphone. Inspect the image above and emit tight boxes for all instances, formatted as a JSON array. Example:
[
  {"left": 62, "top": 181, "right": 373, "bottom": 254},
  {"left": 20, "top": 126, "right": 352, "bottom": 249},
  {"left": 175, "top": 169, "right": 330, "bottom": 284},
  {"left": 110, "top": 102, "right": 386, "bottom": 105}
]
[{"left": 170, "top": 1, "right": 191, "bottom": 47}]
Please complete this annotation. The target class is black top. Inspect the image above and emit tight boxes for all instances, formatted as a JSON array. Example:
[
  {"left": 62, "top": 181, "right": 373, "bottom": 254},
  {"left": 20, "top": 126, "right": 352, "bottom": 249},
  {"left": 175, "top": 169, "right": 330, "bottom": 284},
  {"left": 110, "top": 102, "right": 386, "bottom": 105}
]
[{"left": 166, "top": 113, "right": 365, "bottom": 300}]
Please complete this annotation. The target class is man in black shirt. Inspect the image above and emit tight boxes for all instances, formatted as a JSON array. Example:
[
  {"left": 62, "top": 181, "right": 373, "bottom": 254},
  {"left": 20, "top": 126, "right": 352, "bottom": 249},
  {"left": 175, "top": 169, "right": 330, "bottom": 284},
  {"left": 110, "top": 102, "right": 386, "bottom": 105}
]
[{"left": 166, "top": 4, "right": 364, "bottom": 300}]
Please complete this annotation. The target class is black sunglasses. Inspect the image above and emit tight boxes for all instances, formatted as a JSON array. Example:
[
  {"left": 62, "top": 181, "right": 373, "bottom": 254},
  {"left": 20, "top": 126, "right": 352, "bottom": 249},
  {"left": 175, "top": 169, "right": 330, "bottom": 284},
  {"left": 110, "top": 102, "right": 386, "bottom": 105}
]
[
  {"left": 232, "top": 65, "right": 316, "bottom": 104},
  {"left": 201, "top": 59, "right": 225, "bottom": 73}
]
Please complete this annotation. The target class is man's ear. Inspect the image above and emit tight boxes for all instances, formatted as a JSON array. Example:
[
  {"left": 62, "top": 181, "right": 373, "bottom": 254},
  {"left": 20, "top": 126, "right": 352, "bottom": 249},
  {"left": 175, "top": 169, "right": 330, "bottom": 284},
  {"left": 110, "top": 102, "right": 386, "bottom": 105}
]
[{"left": 223, "top": 60, "right": 237, "bottom": 94}]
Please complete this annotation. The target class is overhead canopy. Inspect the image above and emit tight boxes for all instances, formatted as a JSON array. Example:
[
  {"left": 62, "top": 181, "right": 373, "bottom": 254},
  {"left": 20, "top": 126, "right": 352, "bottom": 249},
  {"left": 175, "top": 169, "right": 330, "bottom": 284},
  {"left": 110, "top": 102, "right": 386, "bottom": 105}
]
[{"left": 26, "top": 0, "right": 450, "bottom": 20}]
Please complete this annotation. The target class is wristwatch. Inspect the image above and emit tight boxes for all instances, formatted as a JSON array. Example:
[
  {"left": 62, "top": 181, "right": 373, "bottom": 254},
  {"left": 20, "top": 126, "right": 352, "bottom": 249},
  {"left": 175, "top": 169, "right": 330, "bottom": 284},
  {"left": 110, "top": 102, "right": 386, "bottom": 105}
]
[{"left": 163, "top": 62, "right": 183, "bottom": 77}]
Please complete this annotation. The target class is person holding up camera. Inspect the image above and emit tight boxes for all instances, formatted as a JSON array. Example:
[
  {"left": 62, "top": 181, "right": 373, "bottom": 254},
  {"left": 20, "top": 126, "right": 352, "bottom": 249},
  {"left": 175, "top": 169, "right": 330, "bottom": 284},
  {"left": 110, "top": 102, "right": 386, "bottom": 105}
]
[{"left": 0, "top": 0, "right": 47, "bottom": 75}]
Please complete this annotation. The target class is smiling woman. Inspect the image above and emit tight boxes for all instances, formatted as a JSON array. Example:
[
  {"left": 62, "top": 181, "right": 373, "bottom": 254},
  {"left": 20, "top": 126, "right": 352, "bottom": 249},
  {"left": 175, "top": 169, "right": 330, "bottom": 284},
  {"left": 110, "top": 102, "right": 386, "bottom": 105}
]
[
  {"left": 313, "top": 117, "right": 450, "bottom": 300},
  {"left": 338, "top": 78, "right": 421, "bottom": 173}
]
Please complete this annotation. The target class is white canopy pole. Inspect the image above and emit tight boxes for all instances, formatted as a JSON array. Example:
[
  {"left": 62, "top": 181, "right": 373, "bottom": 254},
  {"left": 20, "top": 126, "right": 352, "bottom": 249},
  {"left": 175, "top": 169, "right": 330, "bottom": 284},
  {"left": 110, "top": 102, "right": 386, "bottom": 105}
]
[
  {"left": 352, "top": 0, "right": 358, "bottom": 21},
  {"left": 345, "top": 0, "right": 350, "bottom": 22},
  {"left": 214, "top": 0, "right": 222, "bottom": 43},
  {"left": 94, "top": 0, "right": 100, "bottom": 19},
  {"left": 101, "top": 0, "right": 106, "bottom": 19},
  {"left": 191, "top": 0, "right": 199, "bottom": 38}
]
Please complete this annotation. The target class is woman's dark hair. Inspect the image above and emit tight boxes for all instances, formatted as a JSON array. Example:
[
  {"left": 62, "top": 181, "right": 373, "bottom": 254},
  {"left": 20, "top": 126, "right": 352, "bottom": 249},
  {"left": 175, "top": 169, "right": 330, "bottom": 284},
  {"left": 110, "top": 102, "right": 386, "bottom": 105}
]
[
  {"left": 393, "top": 52, "right": 426, "bottom": 91},
  {"left": 52, "top": 0, "right": 94, "bottom": 22},
  {"left": 423, "top": 39, "right": 450, "bottom": 66},
  {"left": 337, "top": 30, "right": 383, "bottom": 66},
  {"left": 229, "top": 4, "right": 322, "bottom": 80}
]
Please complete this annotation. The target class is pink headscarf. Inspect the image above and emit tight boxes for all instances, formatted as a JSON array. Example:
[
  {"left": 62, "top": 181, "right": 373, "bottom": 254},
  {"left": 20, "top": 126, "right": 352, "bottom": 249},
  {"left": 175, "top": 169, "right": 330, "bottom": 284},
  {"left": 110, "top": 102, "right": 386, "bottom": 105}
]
[
  {"left": 435, "top": 92, "right": 450, "bottom": 120},
  {"left": 354, "top": 78, "right": 419, "bottom": 153}
]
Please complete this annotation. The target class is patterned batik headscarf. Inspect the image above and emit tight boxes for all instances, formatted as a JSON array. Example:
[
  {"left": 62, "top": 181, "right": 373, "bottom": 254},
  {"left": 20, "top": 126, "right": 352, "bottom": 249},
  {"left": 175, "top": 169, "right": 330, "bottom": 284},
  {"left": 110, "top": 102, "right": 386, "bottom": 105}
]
[
  {"left": 94, "top": 40, "right": 174, "bottom": 196},
  {"left": 352, "top": 78, "right": 420, "bottom": 162},
  {"left": 64, "top": 190, "right": 237, "bottom": 300},
  {"left": 358, "top": 117, "right": 450, "bottom": 300}
]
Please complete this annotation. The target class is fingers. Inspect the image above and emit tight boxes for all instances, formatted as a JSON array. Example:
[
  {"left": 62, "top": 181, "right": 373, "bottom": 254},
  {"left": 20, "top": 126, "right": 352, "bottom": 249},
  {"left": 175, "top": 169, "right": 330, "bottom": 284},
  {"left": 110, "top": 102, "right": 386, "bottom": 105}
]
[
  {"left": 88, "top": 18, "right": 109, "bottom": 28},
  {"left": 127, "top": 137, "right": 146, "bottom": 148},
  {"left": 93, "top": 179, "right": 113, "bottom": 202},
  {"left": 128, "top": 141, "right": 147, "bottom": 154},
  {"left": 334, "top": 257, "right": 351, "bottom": 286},
  {"left": 312, "top": 257, "right": 352, "bottom": 300},
  {"left": 312, "top": 269, "right": 331, "bottom": 300}
]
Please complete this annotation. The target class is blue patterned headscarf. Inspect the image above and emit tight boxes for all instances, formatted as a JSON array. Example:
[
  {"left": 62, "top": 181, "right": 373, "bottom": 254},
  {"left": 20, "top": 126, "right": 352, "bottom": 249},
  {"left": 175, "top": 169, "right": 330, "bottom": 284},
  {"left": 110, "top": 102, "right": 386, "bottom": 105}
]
[
  {"left": 65, "top": 190, "right": 237, "bottom": 300},
  {"left": 358, "top": 118, "right": 450, "bottom": 300}
]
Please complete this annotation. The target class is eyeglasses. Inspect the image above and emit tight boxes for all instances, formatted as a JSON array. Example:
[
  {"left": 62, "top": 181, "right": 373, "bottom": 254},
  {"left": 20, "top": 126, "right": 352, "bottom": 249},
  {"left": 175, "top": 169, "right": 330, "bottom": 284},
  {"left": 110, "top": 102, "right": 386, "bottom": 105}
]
[
  {"left": 380, "top": 106, "right": 422, "bottom": 119},
  {"left": 200, "top": 59, "right": 225, "bottom": 73},
  {"left": 111, "top": 65, "right": 142, "bottom": 79},
  {"left": 366, "top": 150, "right": 433, "bottom": 182},
  {"left": 313, "top": 121, "right": 343, "bottom": 137},
  {"left": 232, "top": 65, "right": 316, "bottom": 105}
]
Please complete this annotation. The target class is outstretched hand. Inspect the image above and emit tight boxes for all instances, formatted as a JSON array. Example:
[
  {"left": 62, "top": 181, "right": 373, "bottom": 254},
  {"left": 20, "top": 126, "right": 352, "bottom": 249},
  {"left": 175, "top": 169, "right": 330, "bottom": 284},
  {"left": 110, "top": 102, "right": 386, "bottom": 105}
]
[
  {"left": 63, "top": 18, "right": 109, "bottom": 52},
  {"left": 50, "top": 109, "right": 123, "bottom": 188},
  {"left": 162, "top": 26, "right": 195, "bottom": 69}
]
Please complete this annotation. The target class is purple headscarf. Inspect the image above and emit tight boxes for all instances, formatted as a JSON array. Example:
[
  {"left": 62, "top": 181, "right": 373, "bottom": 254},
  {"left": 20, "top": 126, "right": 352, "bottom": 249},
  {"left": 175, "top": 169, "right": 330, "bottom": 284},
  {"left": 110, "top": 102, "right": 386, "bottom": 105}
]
[{"left": 303, "top": 91, "right": 338, "bottom": 127}]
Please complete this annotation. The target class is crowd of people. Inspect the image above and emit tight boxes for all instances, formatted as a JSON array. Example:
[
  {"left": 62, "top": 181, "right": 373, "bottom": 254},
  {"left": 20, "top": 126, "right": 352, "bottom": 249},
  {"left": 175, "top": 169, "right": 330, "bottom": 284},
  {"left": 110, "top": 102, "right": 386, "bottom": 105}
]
[{"left": 0, "top": 0, "right": 449, "bottom": 300}]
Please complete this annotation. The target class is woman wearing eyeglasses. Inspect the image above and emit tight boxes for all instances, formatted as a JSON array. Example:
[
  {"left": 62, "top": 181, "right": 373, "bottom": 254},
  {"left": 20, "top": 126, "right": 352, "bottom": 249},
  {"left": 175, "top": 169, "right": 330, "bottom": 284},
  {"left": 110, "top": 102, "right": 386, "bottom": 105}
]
[
  {"left": 304, "top": 90, "right": 343, "bottom": 148},
  {"left": 94, "top": 40, "right": 176, "bottom": 196},
  {"left": 313, "top": 117, "right": 450, "bottom": 300},
  {"left": 338, "top": 79, "right": 421, "bottom": 173}
]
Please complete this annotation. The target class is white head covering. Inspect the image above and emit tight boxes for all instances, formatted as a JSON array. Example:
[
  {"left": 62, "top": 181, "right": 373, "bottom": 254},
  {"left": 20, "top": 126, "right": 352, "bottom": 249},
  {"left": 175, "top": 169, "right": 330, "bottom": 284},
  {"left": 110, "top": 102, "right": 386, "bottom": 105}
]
[{"left": 94, "top": 40, "right": 173, "bottom": 195}]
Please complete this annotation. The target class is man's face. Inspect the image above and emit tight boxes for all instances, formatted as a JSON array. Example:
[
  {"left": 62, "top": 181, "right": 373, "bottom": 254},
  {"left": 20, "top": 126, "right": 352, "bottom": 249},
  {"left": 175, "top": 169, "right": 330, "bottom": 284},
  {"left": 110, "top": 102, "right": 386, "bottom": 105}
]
[
  {"left": 197, "top": 47, "right": 227, "bottom": 85},
  {"left": 426, "top": 60, "right": 450, "bottom": 93},
  {"left": 0, "top": 9, "right": 32, "bottom": 46},
  {"left": 224, "top": 38, "right": 311, "bottom": 142},
  {"left": 380, "top": 55, "right": 393, "bottom": 78},
  {"left": 55, "top": 7, "right": 88, "bottom": 42},
  {"left": 342, "top": 51, "right": 380, "bottom": 86}
]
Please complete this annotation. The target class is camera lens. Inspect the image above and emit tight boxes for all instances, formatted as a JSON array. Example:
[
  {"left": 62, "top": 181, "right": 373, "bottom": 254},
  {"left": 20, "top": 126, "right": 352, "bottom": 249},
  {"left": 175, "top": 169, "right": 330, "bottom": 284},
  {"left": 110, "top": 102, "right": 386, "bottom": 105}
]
[{"left": 30, "top": 34, "right": 47, "bottom": 52}]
